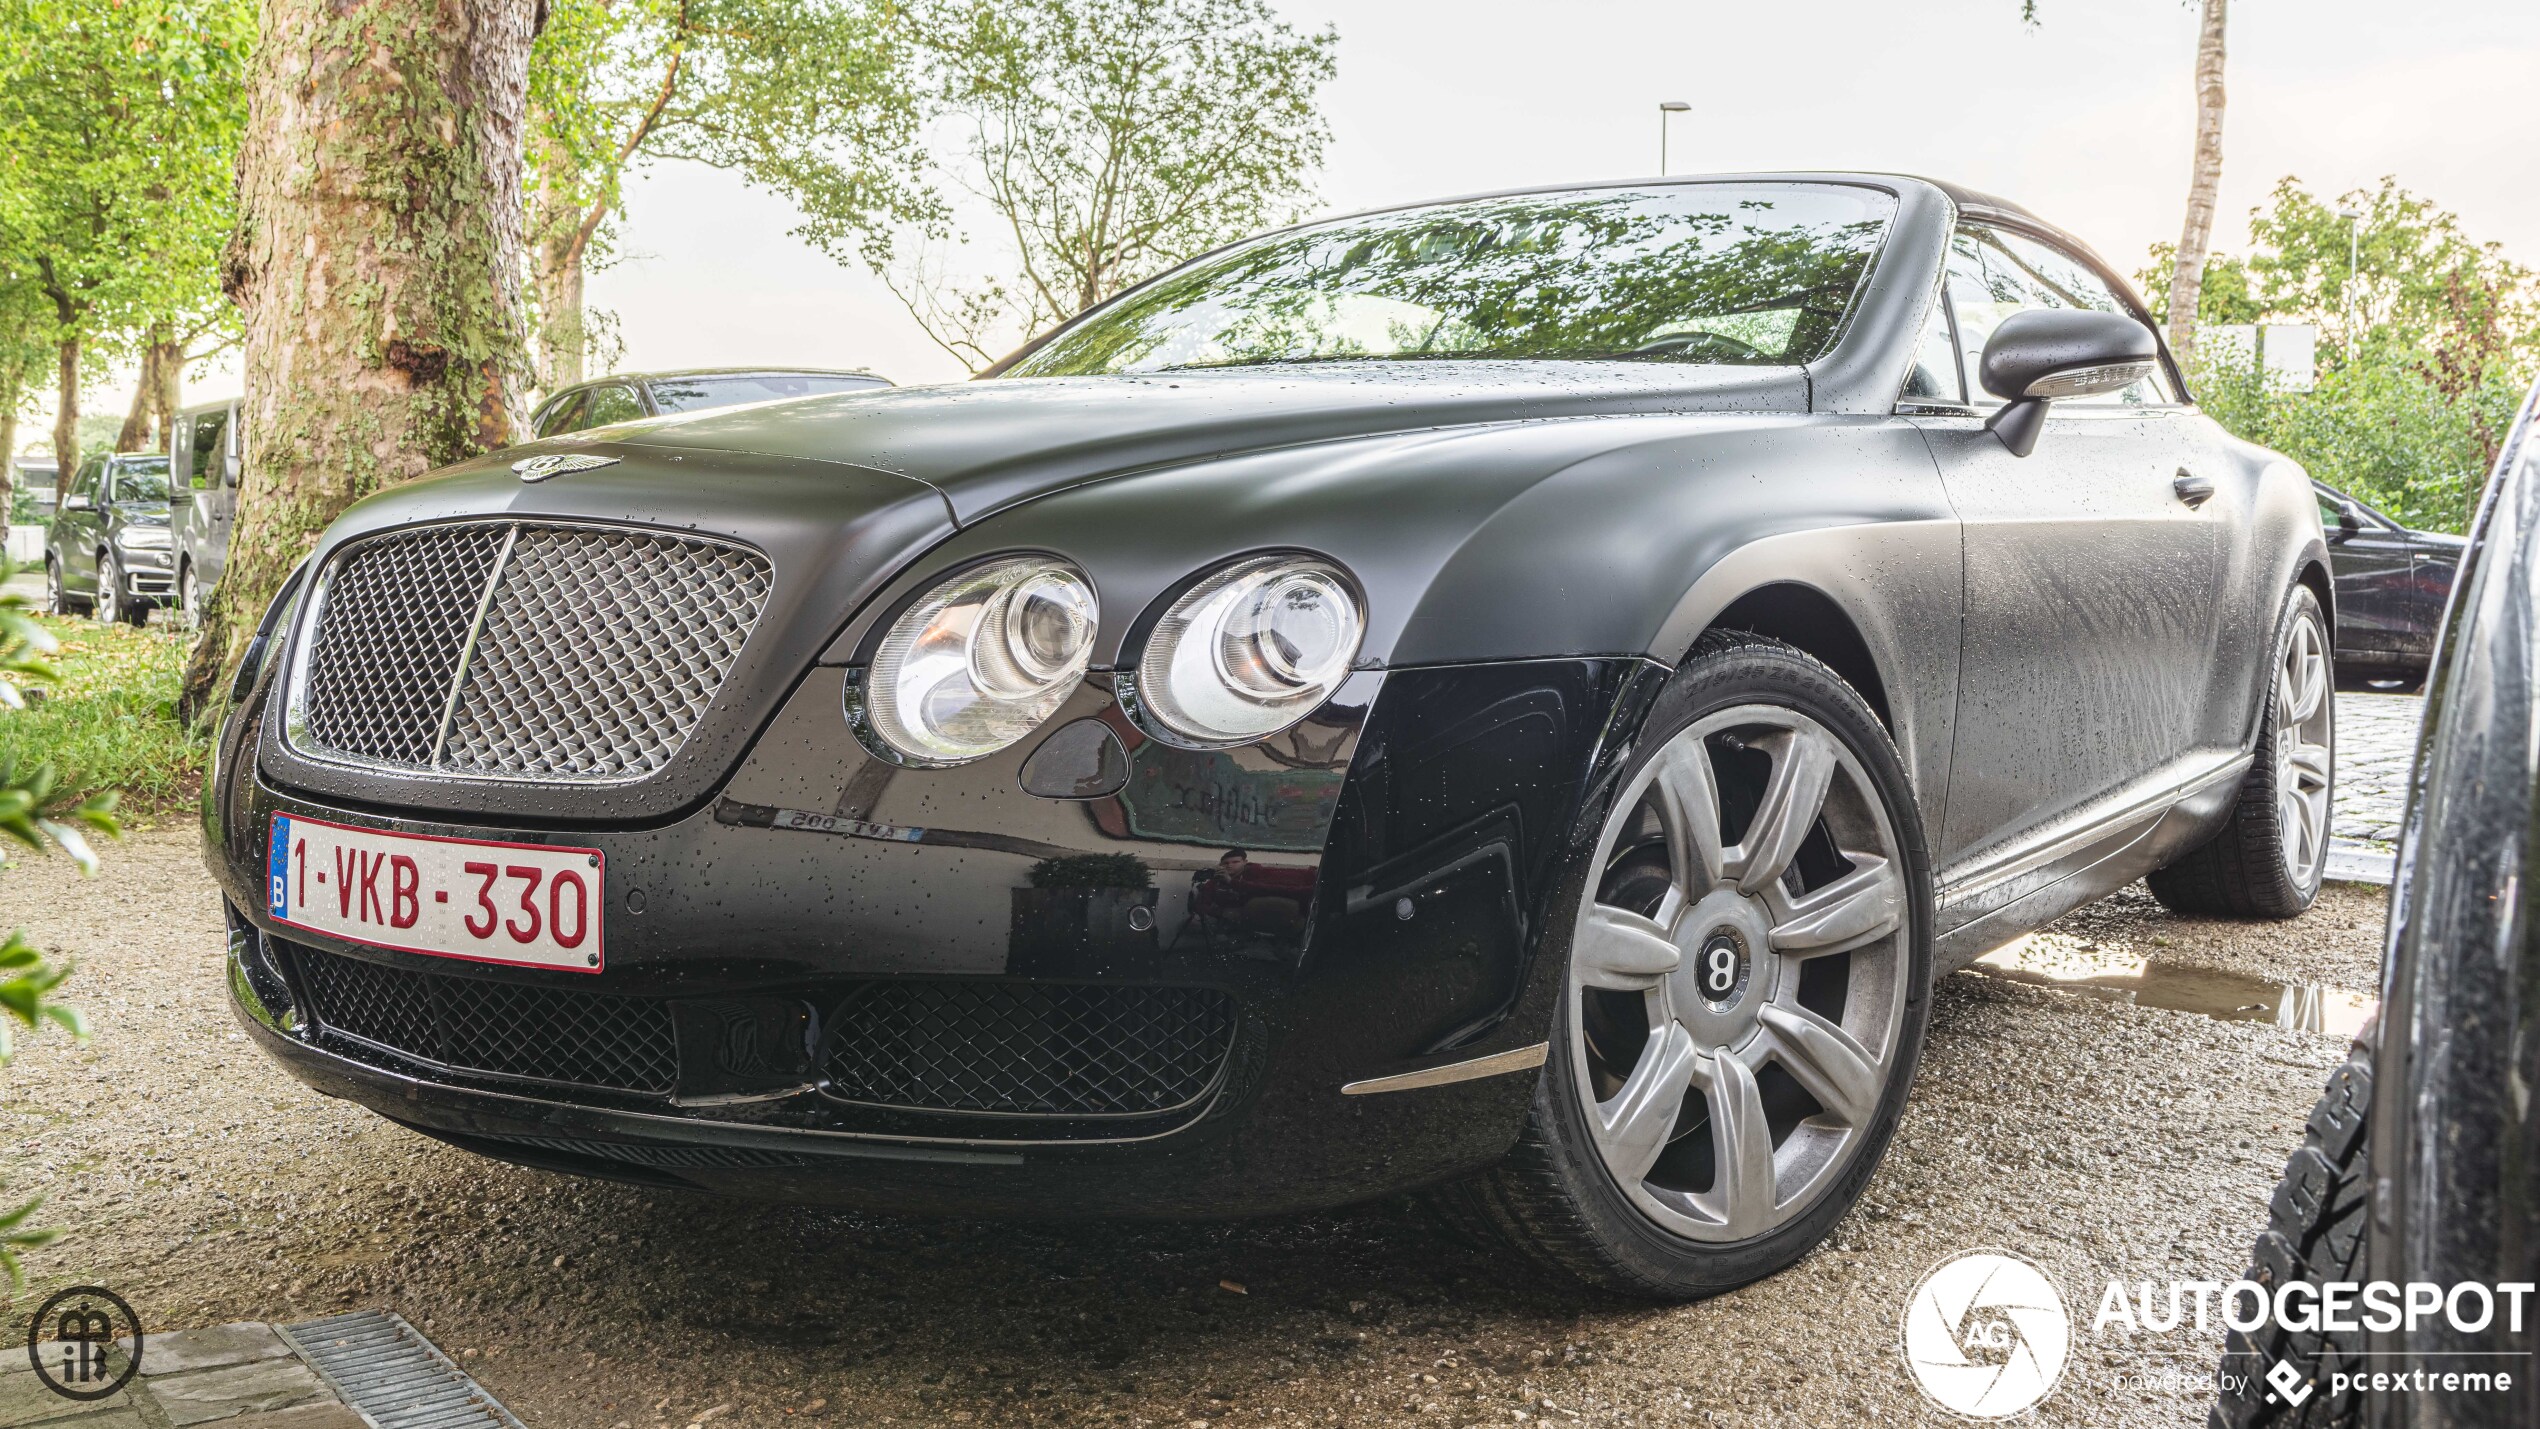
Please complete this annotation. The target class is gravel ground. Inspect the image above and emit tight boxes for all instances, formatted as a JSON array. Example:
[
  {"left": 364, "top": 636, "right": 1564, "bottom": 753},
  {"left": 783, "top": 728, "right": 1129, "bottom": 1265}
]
[{"left": 0, "top": 830, "right": 2383, "bottom": 1428}]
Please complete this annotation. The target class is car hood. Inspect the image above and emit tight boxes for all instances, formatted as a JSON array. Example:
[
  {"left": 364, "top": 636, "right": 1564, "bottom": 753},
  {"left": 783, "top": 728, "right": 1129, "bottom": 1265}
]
[
  {"left": 114, "top": 504, "right": 170, "bottom": 525},
  {"left": 607, "top": 361, "right": 1812, "bottom": 524}
]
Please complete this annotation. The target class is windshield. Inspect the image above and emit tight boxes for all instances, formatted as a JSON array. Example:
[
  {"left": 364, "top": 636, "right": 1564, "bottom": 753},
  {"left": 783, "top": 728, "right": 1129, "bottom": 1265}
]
[
  {"left": 1005, "top": 183, "right": 1896, "bottom": 378},
  {"left": 649, "top": 373, "right": 885, "bottom": 413},
  {"left": 110, "top": 459, "right": 171, "bottom": 502}
]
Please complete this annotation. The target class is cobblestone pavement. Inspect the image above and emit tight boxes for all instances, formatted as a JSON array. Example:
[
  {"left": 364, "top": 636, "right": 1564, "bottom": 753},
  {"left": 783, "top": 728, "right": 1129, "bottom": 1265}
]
[{"left": 2328, "top": 691, "right": 2426, "bottom": 884}]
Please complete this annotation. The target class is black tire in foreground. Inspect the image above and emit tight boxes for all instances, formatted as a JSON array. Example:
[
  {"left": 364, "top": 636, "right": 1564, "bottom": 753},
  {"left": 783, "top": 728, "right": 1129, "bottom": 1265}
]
[
  {"left": 2212, "top": 1041, "right": 2374, "bottom": 1429},
  {"left": 2152, "top": 585, "right": 2334, "bottom": 918},
  {"left": 1434, "top": 632, "right": 1933, "bottom": 1298}
]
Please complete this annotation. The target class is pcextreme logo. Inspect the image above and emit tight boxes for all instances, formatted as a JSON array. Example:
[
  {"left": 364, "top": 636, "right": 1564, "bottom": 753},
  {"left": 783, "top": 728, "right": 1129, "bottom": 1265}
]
[{"left": 1901, "top": 1250, "right": 2073, "bottom": 1419}]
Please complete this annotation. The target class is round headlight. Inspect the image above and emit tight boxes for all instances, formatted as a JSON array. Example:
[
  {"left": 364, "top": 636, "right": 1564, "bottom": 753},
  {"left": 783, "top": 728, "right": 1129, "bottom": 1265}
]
[
  {"left": 1133, "top": 555, "right": 1364, "bottom": 746},
  {"left": 852, "top": 557, "right": 1098, "bottom": 766}
]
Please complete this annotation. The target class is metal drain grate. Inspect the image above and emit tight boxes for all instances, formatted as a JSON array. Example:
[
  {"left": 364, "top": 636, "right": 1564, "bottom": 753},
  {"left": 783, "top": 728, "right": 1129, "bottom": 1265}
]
[{"left": 281, "top": 1310, "right": 526, "bottom": 1428}]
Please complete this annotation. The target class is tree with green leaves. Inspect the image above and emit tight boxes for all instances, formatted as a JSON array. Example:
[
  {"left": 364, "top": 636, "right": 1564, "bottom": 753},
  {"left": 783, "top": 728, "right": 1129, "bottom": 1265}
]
[
  {"left": 0, "top": 567, "right": 117, "bottom": 1286},
  {"left": 524, "top": 0, "right": 926, "bottom": 388},
  {"left": 2022, "top": 0, "right": 2228, "bottom": 364},
  {"left": 177, "top": 0, "right": 542, "bottom": 721},
  {"left": 0, "top": 0, "right": 250, "bottom": 486},
  {"left": 878, "top": 0, "right": 1337, "bottom": 370},
  {"left": 2145, "top": 177, "right": 2540, "bottom": 532}
]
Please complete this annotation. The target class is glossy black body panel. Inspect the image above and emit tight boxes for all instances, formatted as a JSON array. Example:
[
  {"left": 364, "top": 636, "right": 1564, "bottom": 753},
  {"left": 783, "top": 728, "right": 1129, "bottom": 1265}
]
[
  {"left": 210, "top": 171, "right": 2327, "bottom": 1215},
  {"left": 2364, "top": 383, "right": 2540, "bottom": 1428},
  {"left": 217, "top": 659, "right": 1655, "bottom": 1214}
]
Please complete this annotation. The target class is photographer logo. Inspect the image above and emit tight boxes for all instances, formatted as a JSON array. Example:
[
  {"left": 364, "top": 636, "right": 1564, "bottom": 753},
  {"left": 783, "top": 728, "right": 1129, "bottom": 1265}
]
[
  {"left": 1903, "top": 1250, "right": 2071, "bottom": 1418},
  {"left": 24, "top": 1285, "right": 142, "bottom": 1402}
]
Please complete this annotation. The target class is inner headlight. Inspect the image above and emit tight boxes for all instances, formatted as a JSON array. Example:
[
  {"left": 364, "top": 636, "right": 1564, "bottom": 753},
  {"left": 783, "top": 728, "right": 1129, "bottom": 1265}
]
[
  {"left": 1132, "top": 555, "right": 1364, "bottom": 747},
  {"left": 850, "top": 557, "right": 1098, "bottom": 766}
]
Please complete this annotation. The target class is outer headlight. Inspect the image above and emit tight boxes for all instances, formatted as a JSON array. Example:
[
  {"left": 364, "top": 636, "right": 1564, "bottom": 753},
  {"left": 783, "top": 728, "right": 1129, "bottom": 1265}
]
[
  {"left": 116, "top": 526, "right": 172, "bottom": 551},
  {"left": 850, "top": 557, "right": 1098, "bottom": 766},
  {"left": 1132, "top": 555, "right": 1364, "bottom": 747}
]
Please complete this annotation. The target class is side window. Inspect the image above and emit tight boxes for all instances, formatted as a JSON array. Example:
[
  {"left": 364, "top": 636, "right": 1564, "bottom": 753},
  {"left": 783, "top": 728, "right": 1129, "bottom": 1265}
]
[
  {"left": 532, "top": 392, "right": 585, "bottom": 438},
  {"left": 72, "top": 457, "right": 103, "bottom": 500},
  {"left": 191, "top": 410, "right": 228, "bottom": 490},
  {"left": 1947, "top": 226, "right": 2175, "bottom": 407},
  {"left": 171, "top": 416, "right": 193, "bottom": 487},
  {"left": 1899, "top": 288, "right": 1964, "bottom": 406},
  {"left": 579, "top": 384, "right": 643, "bottom": 428}
]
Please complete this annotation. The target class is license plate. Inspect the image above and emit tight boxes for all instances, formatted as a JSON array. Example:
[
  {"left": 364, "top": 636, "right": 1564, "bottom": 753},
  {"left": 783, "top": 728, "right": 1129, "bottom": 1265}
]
[{"left": 268, "top": 813, "right": 605, "bottom": 972}]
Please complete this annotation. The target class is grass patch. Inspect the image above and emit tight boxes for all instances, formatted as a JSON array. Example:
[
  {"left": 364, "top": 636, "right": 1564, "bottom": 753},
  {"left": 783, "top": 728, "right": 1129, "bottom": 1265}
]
[{"left": 0, "top": 615, "right": 206, "bottom": 819}]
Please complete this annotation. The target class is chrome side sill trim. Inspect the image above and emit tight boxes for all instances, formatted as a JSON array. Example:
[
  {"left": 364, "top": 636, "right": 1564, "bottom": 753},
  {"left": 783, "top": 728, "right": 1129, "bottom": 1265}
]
[
  {"left": 1341, "top": 1042, "right": 1548, "bottom": 1096},
  {"left": 1937, "top": 750, "right": 2251, "bottom": 906}
]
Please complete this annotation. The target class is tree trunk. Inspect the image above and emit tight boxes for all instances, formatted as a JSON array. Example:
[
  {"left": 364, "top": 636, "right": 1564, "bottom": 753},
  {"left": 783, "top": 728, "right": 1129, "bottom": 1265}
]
[
  {"left": 115, "top": 337, "right": 162, "bottom": 452},
  {"left": 0, "top": 406, "right": 16, "bottom": 548},
  {"left": 2165, "top": 0, "right": 2227, "bottom": 365},
  {"left": 179, "top": 0, "right": 539, "bottom": 723},
  {"left": 531, "top": 125, "right": 589, "bottom": 391},
  {"left": 51, "top": 333, "right": 78, "bottom": 499},
  {"left": 153, "top": 334, "right": 182, "bottom": 441},
  {"left": 537, "top": 228, "right": 587, "bottom": 390}
]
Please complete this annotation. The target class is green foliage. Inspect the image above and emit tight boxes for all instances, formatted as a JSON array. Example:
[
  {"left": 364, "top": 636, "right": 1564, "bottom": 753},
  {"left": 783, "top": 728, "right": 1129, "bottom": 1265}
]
[
  {"left": 3, "top": 614, "right": 204, "bottom": 815},
  {"left": 884, "top": 0, "right": 1338, "bottom": 369},
  {"left": 1027, "top": 853, "right": 1154, "bottom": 890},
  {"left": 525, "top": 0, "right": 928, "bottom": 380},
  {"left": 0, "top": 563, "right": 110, "bottom": 1289},
  {"left": 2141, "top": 178, "right": 2540, "bottom": 533},
  {"left": 0, "top": 0, "right": 251, "bottom": 380}
]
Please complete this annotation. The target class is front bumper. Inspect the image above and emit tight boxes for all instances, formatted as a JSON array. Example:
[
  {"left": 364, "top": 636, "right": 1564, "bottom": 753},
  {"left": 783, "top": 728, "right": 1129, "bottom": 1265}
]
[{"left": 211, "top": 659, "right": 1658, "bottom": 1216}]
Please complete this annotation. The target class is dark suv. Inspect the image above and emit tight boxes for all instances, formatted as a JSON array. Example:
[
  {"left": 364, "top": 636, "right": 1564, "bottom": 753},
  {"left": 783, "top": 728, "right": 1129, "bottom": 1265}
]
[{"left": 44, "top": 452, "right": 175, "bottom": 625}]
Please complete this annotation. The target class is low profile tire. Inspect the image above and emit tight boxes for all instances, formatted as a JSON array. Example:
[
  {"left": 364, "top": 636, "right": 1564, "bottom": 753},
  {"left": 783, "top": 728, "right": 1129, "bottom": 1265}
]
[
  {"left": 1432, "top": 632, "right": 1933, "bottom": 1298},
  {"left": 2150, "top": 585, "right": 2333, "bottom": 918},
  {"left": 2211, "top": 1042, "right": 2372, "bottom": 1429}
]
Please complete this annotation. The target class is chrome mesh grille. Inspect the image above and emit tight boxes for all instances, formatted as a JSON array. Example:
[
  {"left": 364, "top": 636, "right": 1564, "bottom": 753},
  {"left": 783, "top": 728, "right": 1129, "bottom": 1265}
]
[
  {"left": 295, "top": 943, "right": 680, "bottom": 1094},
  {"left": 821, "top": 981, "right": 1236, "bottom": 1116},
  {"left": 291, "top": 522, "right": 771, "bottom": 782}
]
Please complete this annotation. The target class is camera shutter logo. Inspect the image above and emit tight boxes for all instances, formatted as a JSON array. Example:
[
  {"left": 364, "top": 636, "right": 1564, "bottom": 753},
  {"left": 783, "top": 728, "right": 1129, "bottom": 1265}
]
[
  {"left": 25, "top": 1285, "right": 142, "bottom": 1402},
  {"left": 1901, "top": 1250, "right": 2071, "bottom": 1418}
]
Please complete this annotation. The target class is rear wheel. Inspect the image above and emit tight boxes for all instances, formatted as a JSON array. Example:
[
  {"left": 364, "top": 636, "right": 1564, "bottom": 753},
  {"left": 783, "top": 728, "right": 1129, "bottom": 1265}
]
[
  {"left": 2151, "top": 586, "right": 2333, "bottom": 917},
  {"left": 1433, "top": 633, "right": 1932, "bottom": 1297},
  {"left": 2211, "top": 1043, "right": 2371, "bottom": 1429}
]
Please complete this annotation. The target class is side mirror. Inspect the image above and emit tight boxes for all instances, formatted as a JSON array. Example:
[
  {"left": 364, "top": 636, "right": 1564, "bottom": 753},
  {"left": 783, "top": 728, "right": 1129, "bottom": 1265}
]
[
  {"left": 1977, "top": 309, "right": 2160, "bottom": 457},
  {"left": 63, "top": 494, "right": 93, "bottom": 513},
  {"left": 2335, "top": 500, "right": 2363, "bottom": 537}
]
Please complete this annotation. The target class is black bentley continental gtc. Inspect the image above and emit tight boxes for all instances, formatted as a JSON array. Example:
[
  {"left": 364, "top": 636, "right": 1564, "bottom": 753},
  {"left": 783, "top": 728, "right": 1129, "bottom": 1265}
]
[{"left": 209, "top": 173, "right": 2334, "bottom": 1298}]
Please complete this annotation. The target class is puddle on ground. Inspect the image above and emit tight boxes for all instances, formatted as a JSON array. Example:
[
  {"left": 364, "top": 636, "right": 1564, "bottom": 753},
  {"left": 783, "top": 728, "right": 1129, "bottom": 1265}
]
[{"left": 1965, "top": 935, "right": 2377, "bottom": 1038}]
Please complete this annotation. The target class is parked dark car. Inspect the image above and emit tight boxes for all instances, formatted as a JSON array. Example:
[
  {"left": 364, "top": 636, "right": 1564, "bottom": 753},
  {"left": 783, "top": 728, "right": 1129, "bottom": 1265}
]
[
  {"left": 171, "top": 397, "right": 244, "bottom": 618},
  {"left": 525, "top": 367, "right": 892, "bottom": 440},
  {"left": 2211, "top": 385, "right": 2540, "bottom": 1428},
  {"left": 209, "top": 173, "right": 2334, "bottom": 1299},
  {"left": 45, "top": 451, "right": 174, "bottom": 625},
  {"left": 2316, "top": 480, "right": 2462, "bottom": 690}
]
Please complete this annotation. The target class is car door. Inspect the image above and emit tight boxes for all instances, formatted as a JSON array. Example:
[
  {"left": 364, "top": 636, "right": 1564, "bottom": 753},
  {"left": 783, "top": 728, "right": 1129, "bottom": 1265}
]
[
  {"left": 58, "top": 458, "right": 105, "bottom": 593},
  {"left": 202, "top": 402, "right": 238, "bottom": 588},
  {"left": 1907, "top": 223, "right": 2235, "bottom": 870},
  {"left": 2319, "top": 486, "right": 2412, "bottom": 664}
]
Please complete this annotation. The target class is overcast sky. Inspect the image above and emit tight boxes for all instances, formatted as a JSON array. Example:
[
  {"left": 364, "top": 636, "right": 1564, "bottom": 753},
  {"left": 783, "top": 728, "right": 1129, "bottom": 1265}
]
[{"left": 45, "top": 0, "right": 2540, "bottom": 424}]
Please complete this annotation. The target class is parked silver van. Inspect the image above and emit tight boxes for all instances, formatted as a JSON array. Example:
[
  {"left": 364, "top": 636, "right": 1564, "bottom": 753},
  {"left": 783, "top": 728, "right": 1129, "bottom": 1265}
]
[{"left": 170, "top": 397, "right": 240, "bottom": 616}]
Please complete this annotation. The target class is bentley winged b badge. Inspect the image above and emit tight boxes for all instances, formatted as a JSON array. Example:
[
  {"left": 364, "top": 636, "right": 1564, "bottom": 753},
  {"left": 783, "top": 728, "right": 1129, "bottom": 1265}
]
[{"left": 512, "top": 452, "right": 621, "bottom": 483}]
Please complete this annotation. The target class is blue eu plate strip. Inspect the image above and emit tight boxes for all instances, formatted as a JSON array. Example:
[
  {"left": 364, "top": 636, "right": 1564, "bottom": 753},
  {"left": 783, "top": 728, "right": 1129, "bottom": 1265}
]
[{"left": 268, "top": 814, "right": 292, "bottom": 918}]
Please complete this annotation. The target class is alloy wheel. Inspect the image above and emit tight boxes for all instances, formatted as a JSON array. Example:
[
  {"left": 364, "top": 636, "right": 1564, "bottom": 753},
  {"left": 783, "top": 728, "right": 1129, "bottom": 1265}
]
[
  {"left": 44, "top": 559, "right": 63, "bottom": 615},
  {"left": 95, "top": 556, "right": 121, "bottom": 625},
  {"left": 2275, "top": 611, "right": 2334, "bottom": 885},
  {"left": 1566, "top": 704, "right": 1911, "bottom": 1243}
]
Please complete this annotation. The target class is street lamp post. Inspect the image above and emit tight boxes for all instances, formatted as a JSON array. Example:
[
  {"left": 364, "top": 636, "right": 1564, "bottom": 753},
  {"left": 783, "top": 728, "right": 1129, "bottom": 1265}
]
[{"left": 1658, "top": 101, "right": 1690, "bottom": 175}]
